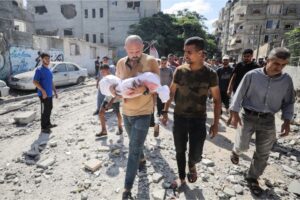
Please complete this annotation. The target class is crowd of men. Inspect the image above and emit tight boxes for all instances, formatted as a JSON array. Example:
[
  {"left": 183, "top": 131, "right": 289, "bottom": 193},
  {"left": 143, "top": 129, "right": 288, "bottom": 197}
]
[{"left": 33, "top": 34, "right": 295, "bottom": 199}]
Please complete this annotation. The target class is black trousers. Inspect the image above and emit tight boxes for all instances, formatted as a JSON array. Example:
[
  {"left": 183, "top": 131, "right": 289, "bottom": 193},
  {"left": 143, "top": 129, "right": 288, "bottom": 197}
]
[
  {"left": 220, "top": 90, "right": 230, "bottom": 109},
  {"left": 39, "top": 97, "right": 53, "bottom": 129},
  {"left": 173, "top": 115, "right": 207, "bottom": 179},
  {"left": 156, "top": 96, "right": 165, "bottom": 117}
]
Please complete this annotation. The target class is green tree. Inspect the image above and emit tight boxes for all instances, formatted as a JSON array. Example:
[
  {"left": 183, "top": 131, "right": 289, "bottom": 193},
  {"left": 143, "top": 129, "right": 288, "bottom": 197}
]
[
  {"left": 285, "top": 28, "right": 300, "bottom": 66},
  {"left": 128, "top": 10, "right": 218, "bottom": 58}
]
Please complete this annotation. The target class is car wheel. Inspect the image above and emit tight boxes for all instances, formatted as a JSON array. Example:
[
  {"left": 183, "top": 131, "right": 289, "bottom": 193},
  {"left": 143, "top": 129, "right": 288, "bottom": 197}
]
[{"left": 77, "top": 76, "right": 85, "bottom": 84}]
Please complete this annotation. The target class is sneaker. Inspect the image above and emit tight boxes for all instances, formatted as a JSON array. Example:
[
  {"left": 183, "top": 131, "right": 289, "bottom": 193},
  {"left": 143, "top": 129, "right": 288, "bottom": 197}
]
[
  {"left": 122, "top": 191, "right": 134, "bottom": 200},
  {"left": 41, "top": 128, "right": 51, "bottom": 134},
  {"left": 47, "top": 124, "right": 57, "bottom": 129},
  {"left": 93, "top": 110, "right": 99, "bottom": 115},
  {"left": 116, "top": 127, "right": 123, "bottom": 135}
]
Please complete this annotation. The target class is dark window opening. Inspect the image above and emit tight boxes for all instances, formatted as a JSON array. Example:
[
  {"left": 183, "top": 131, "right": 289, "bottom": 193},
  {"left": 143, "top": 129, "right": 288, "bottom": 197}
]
[
  {"left": 12, "top": 1, "right": 18, "bottom": 7},
  {"left": 134, "top": 1, "right": 140, "bottom": 8},
  {"left": 85, "top": 34, "right": 89, "bottom": 42},
  {"left": 127, "top": 2, "right": 133, "bottom": 8},
  {"left": 35, "top": 6, "right": 48, "bottom": 15},
  {"left": 93, "top": 34, "right": 96, "bottom": 43},
  {"left": 266, "top": 20, "right": 273, "bottom": 29},
  {"left": 92, "top": 9, "right": 96, "bottom": 18},
  {"left": 236, "top": 39, "right": 242, "bottom": 43},
  {"left": 100, "top": 8, "right": 103, "bottom": 18},
  {"left": 70, "top": 44, "right": 80, "bottom": 56},
  {"left": 284, "top": 24, "right": 293, "bottom": 30},
  {"left": 111, "top": 27, "right": 115, "bottom": 31},
  {"left": 84, "top": 9, "right": 88, "bottom": 18},
  {"left": 112, "top": 1, "right": 118, "bottom": 6},
  {"left": 252, "top": 8, "right": 261, "bottom": 14},
  {"left": 64, "top": 29, "right": 73, "bottom": 36},
  {"left": 264, "top": 35, "right": 269, "bottom": 43},
  {"left": 100, "top": 33, "right": 104, "bottom": 43},
  {"left": 61, "top": 4, "right": 77, "bottom": 19}
]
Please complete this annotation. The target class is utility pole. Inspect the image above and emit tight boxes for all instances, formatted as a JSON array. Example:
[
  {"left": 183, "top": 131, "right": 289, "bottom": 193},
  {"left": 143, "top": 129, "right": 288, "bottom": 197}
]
[{"left": 223, "top": 0, "right": 232, "bottom": 56}]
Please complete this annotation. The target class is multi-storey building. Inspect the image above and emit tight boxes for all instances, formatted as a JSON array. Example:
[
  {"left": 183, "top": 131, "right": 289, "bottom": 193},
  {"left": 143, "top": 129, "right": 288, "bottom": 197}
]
[
  {"left": 27, "top": 0, "right": 161, "bottom": 56},
  {"left": 214, "top": 0, "right": 300, "bottom": 61}
]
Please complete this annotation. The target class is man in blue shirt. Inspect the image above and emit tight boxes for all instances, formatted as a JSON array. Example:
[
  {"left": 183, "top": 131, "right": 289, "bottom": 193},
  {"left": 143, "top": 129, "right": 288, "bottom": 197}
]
[
  {"left": 33, "top": 52, "right": 58, "bottom": 133},
  {"left": 229, "top": 47, "right": 295, "bottom": 196}
]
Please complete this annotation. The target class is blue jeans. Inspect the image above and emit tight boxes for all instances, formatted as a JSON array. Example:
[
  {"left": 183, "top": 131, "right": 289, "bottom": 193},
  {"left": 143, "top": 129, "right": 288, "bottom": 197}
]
[
  {"left": 96, "top": 89, "right": 105, "bottom": 112},
  {"left": 123, "top": 114, "right": 151, "bottom": 190}
]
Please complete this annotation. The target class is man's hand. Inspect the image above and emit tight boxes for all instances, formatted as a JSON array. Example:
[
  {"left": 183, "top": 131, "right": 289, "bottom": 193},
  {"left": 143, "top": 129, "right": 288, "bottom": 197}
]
[
  {"left": 42, "top": 90, "right": 47, "bottom": 99},
  {"left": 231, "top": 111, "right": 242, "bottom": 128},
  {"left": 227, "top": 89, "right": 232, "bottom": 97},
  {"left": 209, "top": 123, "right": 218, "bottom": 138},
  {"left": 280, "top": 120, "right": 290, "bottom": 137},
  {"left": 160, "top": 113, "right": 168, "bottom": 126},
  {"left": 54, "top": 92, "right": 58, "bottom": 99}
]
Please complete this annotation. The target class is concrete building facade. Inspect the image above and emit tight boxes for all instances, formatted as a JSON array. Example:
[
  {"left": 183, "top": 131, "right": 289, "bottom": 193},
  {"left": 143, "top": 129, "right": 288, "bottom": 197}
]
[
  {"left": 214, "top": 0, "right": 300, "bottom": 61},
  {"left": 27, "top": 0, "right": 161, "bottom": 57}
]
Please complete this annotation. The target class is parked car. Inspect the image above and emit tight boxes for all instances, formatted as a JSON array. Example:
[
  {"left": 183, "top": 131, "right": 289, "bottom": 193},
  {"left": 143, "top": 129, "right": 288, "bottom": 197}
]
[
  {"left": 0, "top": 80, "right": 10, "bottom": 97},
  {"left": 8, "top": 62, "right": 88, "bottom": 90}
]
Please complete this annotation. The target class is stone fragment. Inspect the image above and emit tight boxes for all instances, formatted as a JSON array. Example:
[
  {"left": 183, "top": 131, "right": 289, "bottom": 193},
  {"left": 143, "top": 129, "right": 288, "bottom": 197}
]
[
  {"left": 14, "top": 111, "right": 36, "bottom": 124},
  {"left": 201, "top": 159, "right": 215, "bottom": 167},
  {"left": 288, "top": 180, "right": 300, "bottom": 195},
  {"left": 37, "top": 158, "right": 55, "bottom": 169},
  {"left": 84, "top": 159, "right": 102, "bottom": 172}
]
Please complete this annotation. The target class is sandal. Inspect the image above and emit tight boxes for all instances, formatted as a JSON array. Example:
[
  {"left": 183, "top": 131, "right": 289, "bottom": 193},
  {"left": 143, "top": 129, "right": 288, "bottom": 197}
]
[
  {"left": 187, "top": 166, "right": 197, "bottom": 183},
  {"left": 230, "top": 151, "right": 239, "bottom": 165},
  {"left": 246, "top": 178, "right": 263, "bottom": 196},
  {"left": 138, "top": 159, "right": 146, "bottom": 171},
  {"left": 116, "top": 127, "right": 123, "bottom": 135},
  {"left": 95, "top": 130, "right": 107, "bottom": 137}
]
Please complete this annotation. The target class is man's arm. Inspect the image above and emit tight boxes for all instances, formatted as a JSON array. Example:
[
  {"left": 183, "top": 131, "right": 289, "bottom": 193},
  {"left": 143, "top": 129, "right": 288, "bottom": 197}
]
[
  {"left": 280, "top": 80, "right": 295, "bottom": 136},
  {"left": 210, "top": 86, "right": 221, "bottom": 138},
  {"left": 227, "top": 73, "right": 236, "bottom": 96},
  {"left": 161, "top": 80, "right": 177, "bottom": 125},
  {"left": 33, "top": 80, "right": 47, "bottom": 99}
]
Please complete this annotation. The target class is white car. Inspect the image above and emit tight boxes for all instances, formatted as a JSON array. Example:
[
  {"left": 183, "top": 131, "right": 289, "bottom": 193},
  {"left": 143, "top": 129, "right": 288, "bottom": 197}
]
[
  {"left": 8, "top": 62, "right": 88, "bottom": 90},
  {"left": 0, "top": 80, "right": 10, "bottom": 97}
]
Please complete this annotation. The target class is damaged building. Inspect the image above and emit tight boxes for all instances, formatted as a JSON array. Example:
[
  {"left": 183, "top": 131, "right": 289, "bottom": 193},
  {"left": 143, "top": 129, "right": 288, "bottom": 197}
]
[{"left": 27, "top": 0, "right": 161, "bottom": 57}]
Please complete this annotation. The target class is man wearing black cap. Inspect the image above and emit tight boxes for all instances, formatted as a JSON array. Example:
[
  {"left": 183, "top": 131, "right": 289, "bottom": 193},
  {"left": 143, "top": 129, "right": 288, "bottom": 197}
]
[
  {"left": 33, "top": 52, "right": 57, "bottom": 133},
  {"left": 162, "top": 36, "right": 221, "bottom": 186}
]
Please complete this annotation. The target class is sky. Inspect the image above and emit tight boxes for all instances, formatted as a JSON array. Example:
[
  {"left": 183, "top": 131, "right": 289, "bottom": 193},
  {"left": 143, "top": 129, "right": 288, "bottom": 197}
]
[{"left": 162, "top": 0, "right": 227, "bottom": 33}]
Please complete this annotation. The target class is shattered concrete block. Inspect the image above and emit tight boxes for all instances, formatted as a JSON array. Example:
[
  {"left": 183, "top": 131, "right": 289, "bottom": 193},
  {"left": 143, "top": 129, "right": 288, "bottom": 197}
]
[
  {"left": 84, "top": 159, "right": 102, "bottom": 172},
  {"left": 37, "top": 158, "right": 55, "bottom": 169},
  {"left": 14, "top": 111, "right": 36, "bottom": 124},
  {"left": 201, "top": 159, "right": 215, "bottom": 167},
  {"left": 288, "top": 180, "right": 300, "bottom": 195},
  {"left": 152, "top": 189, "right": 165, "bottom": 200}
]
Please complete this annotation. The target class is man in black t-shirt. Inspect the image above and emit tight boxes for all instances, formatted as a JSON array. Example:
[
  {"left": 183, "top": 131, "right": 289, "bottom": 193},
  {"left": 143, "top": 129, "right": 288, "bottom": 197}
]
[
  {"left": 217, "top": 55, "right": 233, "bottom": 114},
  {"left": 226, "top": 49, "right": 259, "bottom": 125}
]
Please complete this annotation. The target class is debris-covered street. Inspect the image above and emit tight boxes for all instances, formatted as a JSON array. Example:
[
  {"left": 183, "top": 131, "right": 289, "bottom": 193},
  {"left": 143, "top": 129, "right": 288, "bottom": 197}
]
[{"left": 0, "top": 80, "right": 299, "bottom": 200}]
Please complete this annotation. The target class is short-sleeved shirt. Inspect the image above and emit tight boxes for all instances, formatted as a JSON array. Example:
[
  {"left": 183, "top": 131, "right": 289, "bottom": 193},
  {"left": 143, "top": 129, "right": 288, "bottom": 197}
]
[
  {"left": 116, "top": 53, "right": 159, "bottom": 116},
  {"left": 33, "top": 65, "right": 53, "bottom": 97},
  {"left": 217, "top": 66, "right": 233, "bottom": 92},
  {"left": 232, "top": 61, "right": 259, "bottom": 92},
  {"left": 174, "top": 64, "right": 218, "bottom": 118}
]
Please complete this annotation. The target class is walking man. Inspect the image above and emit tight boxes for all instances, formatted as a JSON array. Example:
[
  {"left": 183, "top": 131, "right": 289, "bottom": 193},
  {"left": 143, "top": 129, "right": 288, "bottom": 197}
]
[
  {"left": 217, "top": 55, "right": 233, "bottom": 115},
  {"left": 33, "top": 52, "right": 58, "bottom": 133},
  {"left": 114, "top": 35, "right": 159, "bottom": 199},
  {"left": 95, "top": 56, "right": 100, "bottom": 76},
  {"left": 229, "top": 47, "right": 295, "bottom": 196},
  {"left": 227, "top": 49, "right": 259, "bottom": 125},
  {"left": 162, "top": 37, "right": 221, "bottom": 186}
]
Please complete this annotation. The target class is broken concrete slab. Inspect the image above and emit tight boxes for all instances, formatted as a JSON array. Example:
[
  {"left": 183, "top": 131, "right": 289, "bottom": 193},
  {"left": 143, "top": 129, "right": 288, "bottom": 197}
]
[
  {"left": 14, "top": 111, "right": 36, "bottom": 125},
  {"left": 152, "top": 189, "right": 165, "bottom": 200},
  {"left": 152, "top": 173, "right": 164, "bottom": 183},
  {"left": 288, "top": 180, "right": 300, "bottom": 195},
  {"left": 37, "top": 157, "right": 55, "bottom": 169},
  {"left": 223, "top": 187, "right": 236, "bottom": 197},
  {"left": 201, "top": 159, "right": 215, "bottom": 167},
  {"left": 84, "top": 159, "right": 102, "bottom": 172},
  {"left": 282, "top": 165, "right": 297, "bottom": 174}
]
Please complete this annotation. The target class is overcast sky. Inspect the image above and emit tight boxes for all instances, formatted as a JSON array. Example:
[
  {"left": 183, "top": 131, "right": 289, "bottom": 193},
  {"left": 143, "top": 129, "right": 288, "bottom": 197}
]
[{"left": 162, "top": 0, "right": 226, "bottom": 33}]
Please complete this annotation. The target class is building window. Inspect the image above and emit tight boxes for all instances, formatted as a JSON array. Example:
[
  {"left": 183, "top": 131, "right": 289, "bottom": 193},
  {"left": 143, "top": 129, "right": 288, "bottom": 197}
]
[
  {"left": 127, "top": 1, "right": 140, "bottom": 9},
  {"left": 70, "top": 44, "right": 80, "bottom": 55},
  {"left": 64, "top": 28, "right": 73, "bottom": 36},
  {"left": 284, "top": 24, "right": 294, "bottom": 30},
  {"left": 266, "top": 20, "right": 279, "bottom": 29},
  {"left": 127, "top": 2, "right": 133, "bottom": 8},
  {"left": 267, "top": 5, "right": 281, "bottom": 15},
  {"left": 111, "top": 27, "right": 115, "bottom": 31},
  {"left": 252, "top": 8, "right": 261, "bottom": 14},
  {"left": 284, "top": 6, "right": 297, "bottom": 15},
  {"left": 264, "top": 35, "right": 269, "bottom": 43},
  {"left": 100, "top": 33, "right": 104, "bottom": 43},
  {"left": 35, "top": 6, "right": 48, "bottom": 15},
  {"left": 92, "top": 9, "right": 96, "bottom": 18},
  {"left": 85, "top": 34, "right": 89, "bottom": 42},
  {"left": 90, "top": 47, "right": 96, "bottom": 59},
  {"left": 93, "top": 34, "right": 96, "bottom": 43},
  {"left": 100, "top": 8, "right": 103, "bottom": 18},
  {"left": 112, "top": 1, "right": 118, "bottom": 6},
  {"left": 14, "top": 20, "right": 26, "bottom": 32},
  {"left": 84, "top": 9, "right": 88, "bottom": 18}
]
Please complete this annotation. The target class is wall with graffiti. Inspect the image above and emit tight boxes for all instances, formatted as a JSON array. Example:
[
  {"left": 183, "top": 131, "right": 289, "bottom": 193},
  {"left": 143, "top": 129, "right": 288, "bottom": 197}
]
[{"left": 9, "top": 47, "right": 64, "bottom": 75}]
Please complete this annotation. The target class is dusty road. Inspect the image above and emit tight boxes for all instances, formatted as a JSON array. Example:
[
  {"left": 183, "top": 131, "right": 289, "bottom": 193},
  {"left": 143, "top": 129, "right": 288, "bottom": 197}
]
[{"left": 0, "top": 82, "right": 299, "bottom": 200}]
